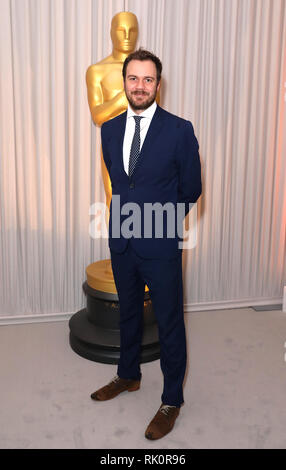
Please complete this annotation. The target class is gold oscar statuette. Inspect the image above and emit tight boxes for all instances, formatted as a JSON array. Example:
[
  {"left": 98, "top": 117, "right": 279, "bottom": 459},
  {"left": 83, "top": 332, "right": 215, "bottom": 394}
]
[
  {"left": 69, "top": 12, "right": 160, "bottom": 363},
  {"left": 85, "top": 12, "right": 139, "bottom": 294}
]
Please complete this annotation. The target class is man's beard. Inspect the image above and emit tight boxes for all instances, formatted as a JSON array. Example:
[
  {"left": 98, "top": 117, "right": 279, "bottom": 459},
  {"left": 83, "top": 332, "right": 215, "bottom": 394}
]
[{"left": 125, "top": 89, "right": 157, "bottom": 111}]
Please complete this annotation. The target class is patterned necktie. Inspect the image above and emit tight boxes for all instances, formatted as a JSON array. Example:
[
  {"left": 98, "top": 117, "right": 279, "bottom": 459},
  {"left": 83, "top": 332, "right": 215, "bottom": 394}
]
[{"left": 128, "top": 116, "right": 143, "bottom": 177}]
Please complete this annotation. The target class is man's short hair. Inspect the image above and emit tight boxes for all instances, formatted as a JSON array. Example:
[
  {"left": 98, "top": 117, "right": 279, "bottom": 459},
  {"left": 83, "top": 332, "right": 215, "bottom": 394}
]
[{"left": 122, "top": 48, "right": 162, "bottom": 83}]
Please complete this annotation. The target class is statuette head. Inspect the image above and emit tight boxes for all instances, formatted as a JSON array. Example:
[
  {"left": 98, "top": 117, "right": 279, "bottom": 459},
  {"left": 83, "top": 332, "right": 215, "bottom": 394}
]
[{"left": 110, "top": 12, "right": 138, "bottom": 54}]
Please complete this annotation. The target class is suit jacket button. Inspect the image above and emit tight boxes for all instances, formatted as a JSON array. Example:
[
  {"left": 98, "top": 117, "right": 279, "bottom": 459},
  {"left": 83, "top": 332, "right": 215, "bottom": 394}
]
[{"left": 129, "top": 182, "right": 135, "bottom": 189}]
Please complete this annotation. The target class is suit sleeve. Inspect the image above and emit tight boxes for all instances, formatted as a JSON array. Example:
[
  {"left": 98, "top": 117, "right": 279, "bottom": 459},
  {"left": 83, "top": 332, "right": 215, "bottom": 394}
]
[
  {"left": 176, "top": 121, "right": 202, "bottom": 215},
  {"left": 101, "top": 123, "right": 111, "bottom": 174}
]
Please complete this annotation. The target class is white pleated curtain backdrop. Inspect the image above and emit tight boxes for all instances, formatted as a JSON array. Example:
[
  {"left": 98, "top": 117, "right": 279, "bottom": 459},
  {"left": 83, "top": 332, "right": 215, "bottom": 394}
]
[{"left": 0, "top": 0, "right": 285, "bottom": 318}]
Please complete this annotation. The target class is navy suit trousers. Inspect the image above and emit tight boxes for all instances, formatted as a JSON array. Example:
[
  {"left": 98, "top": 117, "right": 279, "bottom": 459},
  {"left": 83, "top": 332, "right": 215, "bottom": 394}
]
[{"left": 110, "top": 242, "right": 187, "bottom": 407}]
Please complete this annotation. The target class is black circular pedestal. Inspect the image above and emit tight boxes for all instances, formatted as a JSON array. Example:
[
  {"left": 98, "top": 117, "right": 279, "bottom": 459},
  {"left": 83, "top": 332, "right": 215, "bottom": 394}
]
[{"left": 69, "top": 282, "right": 160, "bottom": 364}]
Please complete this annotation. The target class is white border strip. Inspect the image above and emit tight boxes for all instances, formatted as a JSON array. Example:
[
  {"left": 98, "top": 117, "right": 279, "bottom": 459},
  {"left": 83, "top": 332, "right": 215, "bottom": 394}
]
[
  {"left": 184, "top": 297, "right": 283, "bottom": 312},
  {"left": 0, "top": 296, "right": 283, "bottom": 326},
  {"left": 0, "top": 312, "right": 75, "bottom": 326}
]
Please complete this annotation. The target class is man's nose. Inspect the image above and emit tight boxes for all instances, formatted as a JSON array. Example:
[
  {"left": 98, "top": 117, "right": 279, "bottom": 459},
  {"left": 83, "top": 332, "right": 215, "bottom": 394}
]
[{"left": 135, "top": 79, "right": 145, "bottom": 89}]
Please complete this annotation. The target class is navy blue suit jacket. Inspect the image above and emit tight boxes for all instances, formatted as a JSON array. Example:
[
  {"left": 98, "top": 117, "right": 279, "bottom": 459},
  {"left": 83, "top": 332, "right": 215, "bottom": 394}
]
[{"left": 101, "top": 105, "right": 202, "bottom": 259}]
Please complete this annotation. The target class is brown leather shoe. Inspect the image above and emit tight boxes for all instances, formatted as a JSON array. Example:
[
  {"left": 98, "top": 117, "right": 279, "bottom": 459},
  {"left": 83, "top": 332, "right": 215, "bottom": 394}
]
[
  {"left": 90, "top": 375, "right": 140, "bottom": 401},
  {"left": 145, "top": 404, "right": 180, "bottom": 440}
]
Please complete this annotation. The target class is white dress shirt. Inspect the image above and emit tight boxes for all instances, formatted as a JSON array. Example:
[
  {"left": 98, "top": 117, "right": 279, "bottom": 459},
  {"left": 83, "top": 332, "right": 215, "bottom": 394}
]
[{"left": 123, "top": 101, "right": 157, "bottom": 175}]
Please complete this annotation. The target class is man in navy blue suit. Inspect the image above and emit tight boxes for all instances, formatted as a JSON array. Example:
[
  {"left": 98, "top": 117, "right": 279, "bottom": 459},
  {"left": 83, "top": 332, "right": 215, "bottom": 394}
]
[{"left": 91, "top": 49, "right": 202, "bottom": 440}]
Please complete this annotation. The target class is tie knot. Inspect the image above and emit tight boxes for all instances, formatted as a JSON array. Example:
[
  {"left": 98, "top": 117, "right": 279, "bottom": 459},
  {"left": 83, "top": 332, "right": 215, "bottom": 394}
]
[{"left": 133, "top": 115, "right": 143, "bottom": 126}]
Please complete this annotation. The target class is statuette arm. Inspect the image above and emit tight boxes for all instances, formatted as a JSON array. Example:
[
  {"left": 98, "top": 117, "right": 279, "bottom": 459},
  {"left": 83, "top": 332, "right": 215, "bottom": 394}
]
[{"left": 86, "top": 67, "right": 127, "bottom": 126}]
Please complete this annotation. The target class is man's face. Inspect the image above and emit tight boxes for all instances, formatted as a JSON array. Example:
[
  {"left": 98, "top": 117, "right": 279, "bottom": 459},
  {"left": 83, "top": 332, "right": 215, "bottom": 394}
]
[{"left": 124, "top": 60, "right": 161, "bottom": 113}]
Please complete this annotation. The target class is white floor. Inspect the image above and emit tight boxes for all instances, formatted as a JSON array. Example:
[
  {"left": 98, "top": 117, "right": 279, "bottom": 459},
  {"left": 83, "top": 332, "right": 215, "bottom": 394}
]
[{"left": 0, "top": 307, "right": 286, "bottom": 449}]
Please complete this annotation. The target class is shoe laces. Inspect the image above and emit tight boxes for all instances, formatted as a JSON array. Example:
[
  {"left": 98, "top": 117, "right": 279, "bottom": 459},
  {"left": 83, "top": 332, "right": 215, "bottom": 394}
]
[
  {"left": 109, "top": 375, "right": 121, "bottom": 384},
  {"left": 160, "top": 404, "right": 177, "bottom": 416}
]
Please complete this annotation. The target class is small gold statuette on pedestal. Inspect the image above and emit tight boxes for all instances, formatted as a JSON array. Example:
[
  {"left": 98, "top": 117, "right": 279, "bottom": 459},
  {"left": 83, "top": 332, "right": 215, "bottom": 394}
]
[{"left": 69, "top": 12, "right": 159, "bottom": 364}]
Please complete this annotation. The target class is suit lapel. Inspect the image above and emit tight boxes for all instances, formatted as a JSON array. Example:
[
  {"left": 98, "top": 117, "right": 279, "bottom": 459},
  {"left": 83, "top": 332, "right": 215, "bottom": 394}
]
[
  {"left": 132, "top": 105, "right": 165, "bottom": 178},
  {"left": 113, "top": 106, "right": 165, "bottom": 179},
  {"left": 113, "top": 111, "right": 128, "bottom": 178}
]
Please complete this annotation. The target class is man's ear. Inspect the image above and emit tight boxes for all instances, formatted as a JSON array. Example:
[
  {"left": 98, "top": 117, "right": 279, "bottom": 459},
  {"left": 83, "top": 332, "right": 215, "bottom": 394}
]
[{"left": 156, "top": 83, "right": 161, "bottom": 105}]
